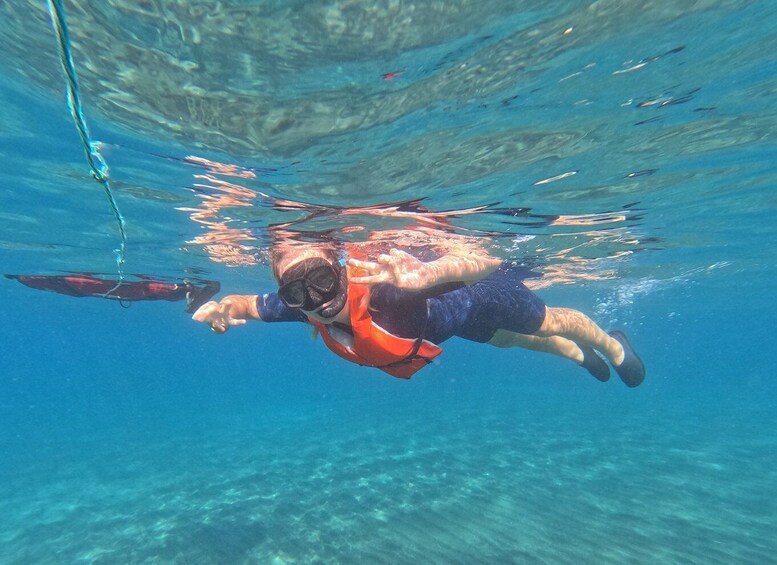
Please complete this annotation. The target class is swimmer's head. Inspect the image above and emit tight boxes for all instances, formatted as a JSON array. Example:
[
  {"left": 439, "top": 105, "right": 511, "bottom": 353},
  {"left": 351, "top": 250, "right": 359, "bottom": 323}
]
[{"left": 271, "top": 242, "right": 347, "bottom": 319}]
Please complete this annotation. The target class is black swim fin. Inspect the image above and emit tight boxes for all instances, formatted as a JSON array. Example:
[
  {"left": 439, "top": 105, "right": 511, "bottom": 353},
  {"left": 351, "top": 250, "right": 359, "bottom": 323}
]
[
  {"left": 609, "top": 331, "right": 646, "bottom": 388},
  {"left": 579, "top": 346, "right": 610, "bottom": 382}
]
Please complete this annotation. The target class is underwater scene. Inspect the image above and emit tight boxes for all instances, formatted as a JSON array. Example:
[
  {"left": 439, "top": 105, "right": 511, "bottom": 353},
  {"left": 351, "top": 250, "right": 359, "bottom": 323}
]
[{"left": 1, "top": 1, "right": 776, "bottom": 563}]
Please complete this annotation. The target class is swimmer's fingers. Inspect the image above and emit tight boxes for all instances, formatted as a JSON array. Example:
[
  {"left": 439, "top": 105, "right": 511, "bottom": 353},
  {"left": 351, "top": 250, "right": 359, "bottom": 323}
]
[
  {"left": 349, "top": 271, "right": 392, "bottom": 285},
  {"left": 379, "top": 249, "right": 426, "bottom": 289},
  {"left": 347, "top": 257, "right": 381, "bottom": 273},
  {"left": 192, "top": 301, "right": 229, "bottom": 333},
  {"left": 192, "top": 300, "right": 245, "bottom": 333},
  {"left": 218, "top": 302, "right": 247, "bottom": 328},
  {"left": 380, "top": 249, "right": 422, "bottom": 270},
  {"left": 349, "top": 251, "right": 424, "bottom": 288},
  {"left": 389, "top": 248, "right": 414, "bottom": 260},
  {"left": 212, "top": 318, "right": 245, "bottom": 333},
  {"left": 348, "top": 257, "right": 392, "bottom": 285},
  {"left": 192, "top": 300, "right": 220, "bottom": 322}
]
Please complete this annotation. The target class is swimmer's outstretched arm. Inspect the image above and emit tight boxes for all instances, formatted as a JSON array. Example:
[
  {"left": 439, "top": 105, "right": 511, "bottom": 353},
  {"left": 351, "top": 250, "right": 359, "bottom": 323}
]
[
  {"left": 192, "top": 294, "right": 260, "bottom": 333},
  {"left": 348, "top": 248, "right": 501, "bottom": 290}
]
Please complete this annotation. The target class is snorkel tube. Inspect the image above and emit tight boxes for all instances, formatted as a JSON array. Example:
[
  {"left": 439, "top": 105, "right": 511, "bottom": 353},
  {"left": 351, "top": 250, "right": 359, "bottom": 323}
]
[{"left": 315, "top": 266, "right": 348, "bottom": 318}]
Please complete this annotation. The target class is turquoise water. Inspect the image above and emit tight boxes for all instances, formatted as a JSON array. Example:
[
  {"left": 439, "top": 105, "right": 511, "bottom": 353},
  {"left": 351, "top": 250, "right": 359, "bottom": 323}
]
[{"left": 1, "top": 1, "right": 776, "bottom": 563}]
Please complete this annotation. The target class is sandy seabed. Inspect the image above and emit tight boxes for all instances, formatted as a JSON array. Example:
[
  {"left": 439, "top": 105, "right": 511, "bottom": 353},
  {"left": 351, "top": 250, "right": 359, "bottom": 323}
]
[{"left": 1, "top": 398, "right": 774, "bottom": 564}]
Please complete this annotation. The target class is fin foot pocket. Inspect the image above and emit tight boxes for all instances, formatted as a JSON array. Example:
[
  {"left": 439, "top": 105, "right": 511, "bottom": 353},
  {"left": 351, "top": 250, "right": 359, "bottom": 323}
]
[
  {"left": 610, "top": 331, "right": 645, "bottom": 387},
  {"left": 580, "top": 345, "right": 610, "bottom": 382}
]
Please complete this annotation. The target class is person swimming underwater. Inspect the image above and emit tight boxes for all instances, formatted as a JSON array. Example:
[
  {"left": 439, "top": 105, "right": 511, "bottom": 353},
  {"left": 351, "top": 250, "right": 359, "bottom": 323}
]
[{"left": 192, "top": 241, "right": 645, "bottom": 386}]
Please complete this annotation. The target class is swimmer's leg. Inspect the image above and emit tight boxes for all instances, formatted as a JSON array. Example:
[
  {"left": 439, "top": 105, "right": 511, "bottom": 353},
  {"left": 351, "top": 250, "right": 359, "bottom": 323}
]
[
  {"left": 488, "top": 330, "right": 610, "bottom": 382},
  {"left": 536, "top": 307, "right": 624, "bottom": 364},
  {"left": 536, "top": 307, "right": 645, "bottom": 386},
  {"left": 489, "top": 329, "right": 582, "bottom": 359}
]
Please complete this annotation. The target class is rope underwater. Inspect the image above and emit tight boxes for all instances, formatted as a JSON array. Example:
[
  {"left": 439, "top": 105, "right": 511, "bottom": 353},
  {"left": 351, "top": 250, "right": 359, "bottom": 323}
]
[{"left": 46, "top": 0, "right": 127, "bottom": 289}]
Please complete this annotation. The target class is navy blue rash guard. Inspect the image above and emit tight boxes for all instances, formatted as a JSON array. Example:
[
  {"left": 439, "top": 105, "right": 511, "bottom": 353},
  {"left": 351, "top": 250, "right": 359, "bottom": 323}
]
[{"left": 256, "top": 265, "right": 546, "bottom": 345}]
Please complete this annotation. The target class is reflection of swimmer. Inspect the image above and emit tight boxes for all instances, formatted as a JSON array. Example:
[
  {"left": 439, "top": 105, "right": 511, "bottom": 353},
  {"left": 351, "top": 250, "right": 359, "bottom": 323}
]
[{"left": 193, "top": 240, "right": 645, "bottom": 386}]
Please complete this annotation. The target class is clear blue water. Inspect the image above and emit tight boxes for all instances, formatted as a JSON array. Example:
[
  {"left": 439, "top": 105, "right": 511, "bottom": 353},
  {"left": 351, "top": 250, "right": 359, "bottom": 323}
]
[{"left": 1, "top": 1, "right": 776, "bottom": 563}]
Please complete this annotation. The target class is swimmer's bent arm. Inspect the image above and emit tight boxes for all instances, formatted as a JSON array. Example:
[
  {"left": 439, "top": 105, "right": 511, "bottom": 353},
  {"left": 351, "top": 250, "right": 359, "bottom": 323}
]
[
  {"left": 192, "top": 294, "right": 261, "bottom": 334},
  {"left": 348, "top": 248, "right": 501, "bottom": 291},
  {"left": 424, "top": 252, "right": 502, "bottom": 286}
]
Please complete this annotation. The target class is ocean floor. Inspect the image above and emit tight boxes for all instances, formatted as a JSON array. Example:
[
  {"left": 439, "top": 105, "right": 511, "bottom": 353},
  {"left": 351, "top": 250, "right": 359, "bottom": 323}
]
[{"left": 1, "top": 397, "right": 774, "bottom": 564}]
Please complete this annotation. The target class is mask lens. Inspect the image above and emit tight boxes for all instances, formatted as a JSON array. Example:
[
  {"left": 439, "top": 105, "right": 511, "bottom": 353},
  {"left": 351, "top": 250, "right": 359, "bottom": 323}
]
[
  {"left": 278, "top": 280, "right": 306, "bottom": 308},
  {"left": 306, "top": 265, "right": 337, "bottom": 292}
]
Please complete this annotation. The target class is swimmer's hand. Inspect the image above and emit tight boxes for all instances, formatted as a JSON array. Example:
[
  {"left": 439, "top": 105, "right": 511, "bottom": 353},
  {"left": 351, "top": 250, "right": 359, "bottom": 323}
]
[
  {"left": 192, "top": 295, "right": 259, "bottom": 333},
  {"left": 348, "top": 249, "right": 428, "bottom": 290},
  {"left": 348, "top": 248, "right": 500, "bottom": 290}
]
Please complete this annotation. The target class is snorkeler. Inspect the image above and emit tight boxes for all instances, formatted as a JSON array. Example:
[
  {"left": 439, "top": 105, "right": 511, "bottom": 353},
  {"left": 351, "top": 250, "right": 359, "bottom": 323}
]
[{"left": 192, "top": 239, "right": 645, "bottom": 386}]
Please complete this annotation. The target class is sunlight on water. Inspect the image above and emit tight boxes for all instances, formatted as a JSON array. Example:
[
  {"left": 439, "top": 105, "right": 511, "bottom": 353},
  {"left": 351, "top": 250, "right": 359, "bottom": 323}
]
[
  {"left": 1, "top": 0, "right": 774, "bottom": 286},
  {"left": 1, "top": 2, "right": 773, "bottom": 292}
]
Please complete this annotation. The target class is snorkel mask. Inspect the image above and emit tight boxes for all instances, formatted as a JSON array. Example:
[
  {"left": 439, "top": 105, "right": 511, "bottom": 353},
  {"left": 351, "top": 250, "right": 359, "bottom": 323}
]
[{"left": 277, "top": 257, "right": 347, "bottom": 319}]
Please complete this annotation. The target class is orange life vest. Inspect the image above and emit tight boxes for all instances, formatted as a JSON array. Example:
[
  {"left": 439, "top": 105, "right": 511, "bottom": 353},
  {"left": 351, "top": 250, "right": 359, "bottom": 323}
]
[{"left": 309, "top": 259, "right": 443, "bottom": 379}]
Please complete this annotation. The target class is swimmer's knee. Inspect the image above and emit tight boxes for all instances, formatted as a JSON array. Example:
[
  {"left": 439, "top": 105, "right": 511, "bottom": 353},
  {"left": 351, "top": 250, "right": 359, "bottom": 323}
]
[
  {"left": 487, "top": 330, "right": 516, "bottom": 348},
  {"left": 533, "top": 306, "right": 555, "bottom": 336}
]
